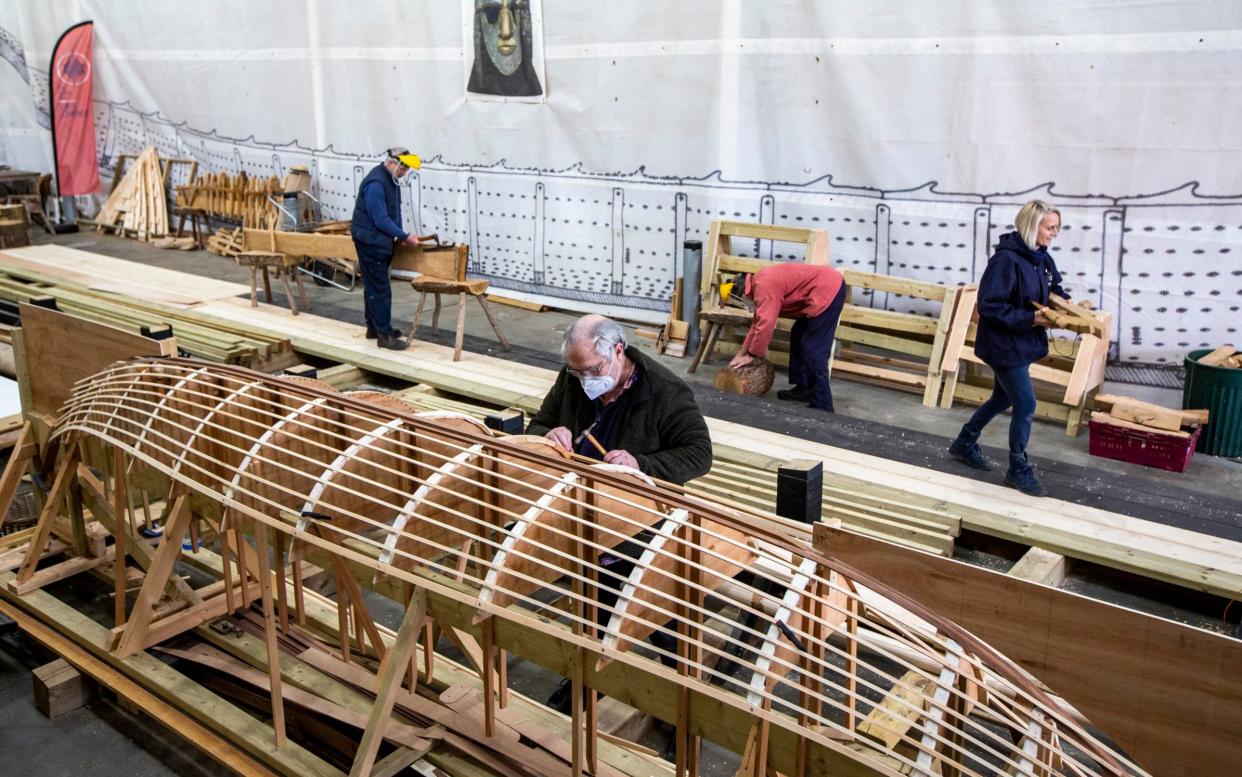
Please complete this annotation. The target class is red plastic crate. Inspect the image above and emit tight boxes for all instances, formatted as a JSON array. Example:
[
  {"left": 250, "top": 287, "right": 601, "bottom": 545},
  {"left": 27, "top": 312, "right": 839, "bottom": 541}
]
[{"left": 1088, "top": 420, "right": 1202, "bottom": 472}]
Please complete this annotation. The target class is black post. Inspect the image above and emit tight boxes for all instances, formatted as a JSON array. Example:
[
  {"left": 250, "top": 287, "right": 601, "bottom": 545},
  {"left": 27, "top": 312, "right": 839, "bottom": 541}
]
[
  {"left": 484, "top": 408, "right": 524, "bottom": 435},
  {"left": 776, "top": 459, "right": 823, "bottom": 524}
]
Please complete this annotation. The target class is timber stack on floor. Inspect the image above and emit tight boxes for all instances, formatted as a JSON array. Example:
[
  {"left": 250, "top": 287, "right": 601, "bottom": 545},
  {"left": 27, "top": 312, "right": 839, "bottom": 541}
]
[
  {"left": 0, "top": 245, "right": 293, "bottom": 369},
  {"left": 95, "top": 147, "right": 172, "bottom": 239}
]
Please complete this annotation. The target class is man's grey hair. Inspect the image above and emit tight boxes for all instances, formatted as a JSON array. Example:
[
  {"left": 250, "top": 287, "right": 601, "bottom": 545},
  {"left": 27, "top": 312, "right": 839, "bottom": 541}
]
[{"left": 561, "top": 315, "right": 628, "bottom": 360}]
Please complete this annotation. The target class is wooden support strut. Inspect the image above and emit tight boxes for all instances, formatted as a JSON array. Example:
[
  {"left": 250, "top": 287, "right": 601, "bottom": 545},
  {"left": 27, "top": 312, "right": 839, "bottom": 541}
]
[{"left": 348, "top": 587, "right": 428, "bottom": 777}]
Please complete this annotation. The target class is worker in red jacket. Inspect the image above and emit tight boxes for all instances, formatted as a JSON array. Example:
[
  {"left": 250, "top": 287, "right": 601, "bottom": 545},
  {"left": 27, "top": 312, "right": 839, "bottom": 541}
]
[{"left": 728, "top": 263, "right": 847, "bottom": 412}]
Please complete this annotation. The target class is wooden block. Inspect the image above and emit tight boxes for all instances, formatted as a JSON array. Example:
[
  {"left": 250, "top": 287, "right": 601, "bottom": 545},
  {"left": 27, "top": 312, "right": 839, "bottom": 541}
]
[
  {"left": 1007, "top": 547, "right": 1070, "bottom": 587},
  {"left": 281, "top": 364, "right": 319, "bottom": 380},
  {"left": 32, "top": 658, "right": 95, "bottom": 719},
  {"left": 667, "top": 320, "right": 690, "bottom": 340},
  {"left": 1199, "top": 345, "right": 1237, "bottom": 366}
]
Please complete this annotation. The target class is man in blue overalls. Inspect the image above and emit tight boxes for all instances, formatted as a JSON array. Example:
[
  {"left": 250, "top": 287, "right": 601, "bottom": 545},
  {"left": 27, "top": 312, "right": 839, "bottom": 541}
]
[{"left": 350, "top": 148, "right": 422, "bottom": 350}]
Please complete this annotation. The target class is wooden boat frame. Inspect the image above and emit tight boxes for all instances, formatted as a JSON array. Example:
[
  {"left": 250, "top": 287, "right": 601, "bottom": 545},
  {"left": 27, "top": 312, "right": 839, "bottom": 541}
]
[{"left": 8, "top": 357, "right": 1148, "bottom": 777}]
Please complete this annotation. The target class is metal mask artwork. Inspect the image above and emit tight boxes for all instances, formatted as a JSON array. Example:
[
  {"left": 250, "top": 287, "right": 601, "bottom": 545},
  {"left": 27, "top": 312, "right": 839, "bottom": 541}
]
[{"left": 469, "top": 0, "right": 543, "bottom": 97}]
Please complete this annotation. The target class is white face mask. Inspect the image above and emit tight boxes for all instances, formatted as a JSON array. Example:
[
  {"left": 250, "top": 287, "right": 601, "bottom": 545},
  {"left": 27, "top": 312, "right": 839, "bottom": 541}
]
[{"left": 580, "top": 354, "right": 618, "bottom": 400}]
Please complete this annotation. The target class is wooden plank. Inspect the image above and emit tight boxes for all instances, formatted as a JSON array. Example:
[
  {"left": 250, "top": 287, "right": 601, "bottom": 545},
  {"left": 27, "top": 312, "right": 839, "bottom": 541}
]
[
  {"left": 717, "top": 222, "right": 820, "bottom": 244},
  {"left": 1089, "top": 412, "right": 1189, "bottom": 439},
  {"left": 1, "top": 601, "right": 276, "bottom": 777},
  {"left": 0, "top": 576, "right": 340, "bottom": 777},
  {"left": 0, "top": 245, "right": 247, "bottom": 305},
  {"left": 842, "top": 271, "right": 949, "bottom": 302},
  {"left": 1094, "top": 394, "right": 1207, "bottom": 428},
  {"left": 1106, "top": 398, "right": 1185, "bottom": 432},
  {"left": 814, "top": 524, "right": 1242, "bottom": 777},
  {"left": 19, "top": 304, "right": 176, "bottom": 420},
  {"left": 241, "top": 230, "right": 465, "bottom": 280}
]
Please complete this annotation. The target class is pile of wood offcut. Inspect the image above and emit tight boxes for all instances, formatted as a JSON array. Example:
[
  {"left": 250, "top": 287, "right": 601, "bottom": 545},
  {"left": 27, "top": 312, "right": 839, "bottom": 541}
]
[
  {"left": 1199, "top": 344, "right": 1242, "bottom": 369},
  {"left": 95, "top": 147, "right": 168, "bottom": 238},
  {"left": 1090, "top": 393, "right": 1208, "bottom": 439}
]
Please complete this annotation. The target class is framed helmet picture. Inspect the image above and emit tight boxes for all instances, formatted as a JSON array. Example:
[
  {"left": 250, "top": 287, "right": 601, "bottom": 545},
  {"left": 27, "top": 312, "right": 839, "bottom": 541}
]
[{"left": 463, "top": 0, "right": 546, "bottom": 102}]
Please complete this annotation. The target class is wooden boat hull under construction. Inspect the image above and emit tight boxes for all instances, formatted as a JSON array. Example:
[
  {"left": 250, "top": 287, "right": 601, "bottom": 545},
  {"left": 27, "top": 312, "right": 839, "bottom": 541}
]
[{"left": 11, "top": 358, "right": 1148, "bottom": 776}]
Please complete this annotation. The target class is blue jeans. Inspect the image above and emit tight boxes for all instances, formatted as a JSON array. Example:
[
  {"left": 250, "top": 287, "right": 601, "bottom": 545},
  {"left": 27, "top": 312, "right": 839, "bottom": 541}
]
[
  {"left": 357, "top": 243, "right": 396, "bottom": 336},
  {"left": 964, "top": 363, "right": 1036, "bottom": 456},
  {"left": 789, "top": 284, "right": 847, "bottom": 410}
]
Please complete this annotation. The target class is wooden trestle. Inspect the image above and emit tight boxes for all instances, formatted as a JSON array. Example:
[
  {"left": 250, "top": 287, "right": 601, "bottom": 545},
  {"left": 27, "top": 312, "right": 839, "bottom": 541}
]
[{"left": 6, "top": 357, "right": 1149, "bottom": 777}]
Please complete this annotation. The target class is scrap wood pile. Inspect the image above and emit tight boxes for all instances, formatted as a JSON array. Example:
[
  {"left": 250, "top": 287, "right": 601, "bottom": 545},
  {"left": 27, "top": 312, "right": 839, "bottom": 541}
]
[
  {"left": 94, "top": 147, "right": 168, "bottom": 239},
  {"left": 0, "top": 274, "right": 291, "bottom": 369},
  {"left": 1199, "top": 344, "right": 1242, "bottom": 369},
  {"left": 1090, "top": 393, "right": 1207, "bottom": 438}
]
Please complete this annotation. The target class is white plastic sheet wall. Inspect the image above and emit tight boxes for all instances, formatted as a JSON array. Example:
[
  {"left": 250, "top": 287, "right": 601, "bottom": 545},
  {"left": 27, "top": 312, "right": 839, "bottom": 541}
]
[{"left": 1, "top": 1, "right": 1240, "bottom": 365}]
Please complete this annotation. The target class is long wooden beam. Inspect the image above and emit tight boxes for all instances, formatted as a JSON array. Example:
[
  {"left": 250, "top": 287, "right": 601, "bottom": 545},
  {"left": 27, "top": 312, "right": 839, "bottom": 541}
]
[{"left": 0, "top": 572, "right": 340, "bottom": 777}]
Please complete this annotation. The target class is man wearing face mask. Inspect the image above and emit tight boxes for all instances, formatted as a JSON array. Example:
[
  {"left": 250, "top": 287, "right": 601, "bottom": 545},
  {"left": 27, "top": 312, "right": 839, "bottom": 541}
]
[
  {"left": 530, "top": 314, "right": 711, "bottom": 716},
  {"left": 350, "top": 147, "right": 422, "bottom": 351},
  {"left": 527, "top": 314, "right": 712, "bottom": 486}
]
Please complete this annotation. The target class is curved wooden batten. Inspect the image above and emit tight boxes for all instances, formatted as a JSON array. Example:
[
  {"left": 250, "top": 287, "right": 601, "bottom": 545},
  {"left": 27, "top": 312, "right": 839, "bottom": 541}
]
[
  {"left": 302, "top": 417, "right": 411, "bottom": 544},
  {"left": 40, "top": 358, "right": 1150, "bottom": 777}
]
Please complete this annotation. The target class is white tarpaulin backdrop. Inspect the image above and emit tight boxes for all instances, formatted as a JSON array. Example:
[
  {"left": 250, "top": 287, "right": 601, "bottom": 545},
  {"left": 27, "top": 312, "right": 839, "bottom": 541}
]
[{"left": 2, "top": 1, "right": 1240, "bottom": 368}]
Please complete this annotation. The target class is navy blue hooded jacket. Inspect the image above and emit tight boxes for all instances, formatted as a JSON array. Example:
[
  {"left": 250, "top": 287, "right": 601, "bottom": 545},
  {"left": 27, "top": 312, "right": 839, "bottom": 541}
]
[
  {"left": 974, "top": 231, "right": 1069, "bottom": 369},
  {"left": 350, "top": 164, "right": 407, "bottom": 257}
]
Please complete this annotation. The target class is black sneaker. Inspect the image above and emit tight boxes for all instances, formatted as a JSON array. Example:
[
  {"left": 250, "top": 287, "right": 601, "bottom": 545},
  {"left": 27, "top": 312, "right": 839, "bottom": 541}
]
[
  {"left": 366, "top": 327, "right": 401, "bottom": 340},
  {"left": 377, "top": 334, "right": 408, "bottom": 351},
  {"left": 777, "top": 385, "right": 811, "bottom": 402}
]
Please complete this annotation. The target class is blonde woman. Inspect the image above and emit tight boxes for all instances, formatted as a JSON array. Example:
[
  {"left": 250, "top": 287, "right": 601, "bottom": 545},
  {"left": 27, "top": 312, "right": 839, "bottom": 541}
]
[{"left": 948, "top": 200, "right": 1067, "bottom": 497}]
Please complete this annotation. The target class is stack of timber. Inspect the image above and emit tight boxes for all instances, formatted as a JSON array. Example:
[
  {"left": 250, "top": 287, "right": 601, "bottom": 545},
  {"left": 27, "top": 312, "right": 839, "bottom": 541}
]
[
  {"left": 95, "top": 147, "right": 170, "bottom": 239},
  {"left": 688, "top": 458, "right": 961, "bottom": 555},
  {"left": 1090, "top": 393, "right": 1207, "bottom": 438},
  {"left": 1199, "top": 344, "right": 1242, "bottom": 368},
  {"left": 0, "top": 357, "right": 1151, "bottom": 777},
  {"left": 938, "top": 284, "right": 1112, "bottom": 435},
  {"left": 176, "top": 171, "right": 281, "bottom": 228},
  {"left": 0, "top": 247, "right": 292, "bottom": 369}
]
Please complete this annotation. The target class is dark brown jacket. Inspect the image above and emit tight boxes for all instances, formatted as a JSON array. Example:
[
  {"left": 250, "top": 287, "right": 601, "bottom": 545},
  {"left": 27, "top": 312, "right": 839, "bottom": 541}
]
[{"left": 527, "top": 346, "right": 713, "bottom": 485}]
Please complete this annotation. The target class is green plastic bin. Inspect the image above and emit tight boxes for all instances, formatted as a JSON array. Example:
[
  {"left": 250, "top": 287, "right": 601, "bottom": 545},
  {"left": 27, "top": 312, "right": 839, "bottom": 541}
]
[{"left": 1183, "top": 349, "right": 1242, "bottom": 457}]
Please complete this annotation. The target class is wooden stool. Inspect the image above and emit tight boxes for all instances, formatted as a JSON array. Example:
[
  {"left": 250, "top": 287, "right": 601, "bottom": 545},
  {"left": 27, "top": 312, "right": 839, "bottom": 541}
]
[
  {"left": 235, "top": 251, "right": 309, "bottom": 315},
  {"left": 410, "top": 277, "right": 511, "bottom": 361},
  {"left": 687, "top": 307, "right": 755, "bottom": 373},
  {"left": 172, "top": 206, "right": 209, "bottom": 248}
]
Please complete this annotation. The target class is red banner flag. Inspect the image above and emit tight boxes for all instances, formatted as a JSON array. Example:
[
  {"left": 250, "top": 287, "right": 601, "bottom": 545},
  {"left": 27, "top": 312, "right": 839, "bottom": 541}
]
[{"left": 50, "top": 21, "right": 99, "bottom": 197}]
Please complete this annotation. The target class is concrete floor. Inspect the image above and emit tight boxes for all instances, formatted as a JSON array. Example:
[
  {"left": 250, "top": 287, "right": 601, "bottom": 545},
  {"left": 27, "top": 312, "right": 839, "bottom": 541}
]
[{"left": 4, "top": 229, "right": 1241, "bottom": 774}]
